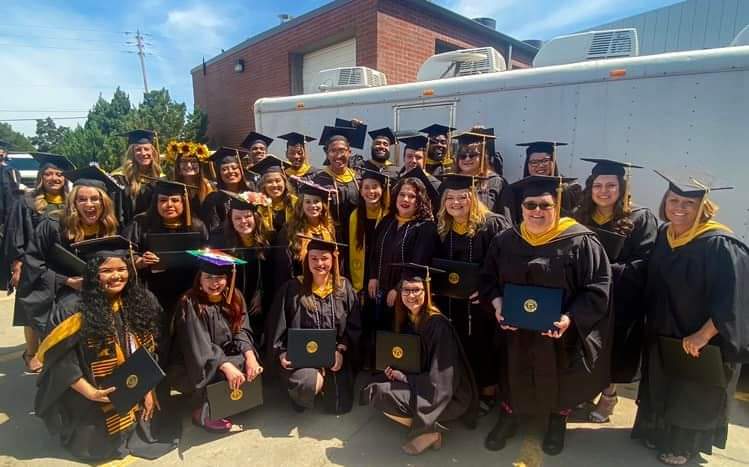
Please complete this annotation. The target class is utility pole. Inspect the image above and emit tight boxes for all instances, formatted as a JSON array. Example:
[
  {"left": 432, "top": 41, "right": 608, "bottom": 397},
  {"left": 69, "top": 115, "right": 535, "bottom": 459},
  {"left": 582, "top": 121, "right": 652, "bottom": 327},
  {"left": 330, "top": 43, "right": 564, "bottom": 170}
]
[{"left": 126, "top": 30, "right": 150, "bottom": 93}]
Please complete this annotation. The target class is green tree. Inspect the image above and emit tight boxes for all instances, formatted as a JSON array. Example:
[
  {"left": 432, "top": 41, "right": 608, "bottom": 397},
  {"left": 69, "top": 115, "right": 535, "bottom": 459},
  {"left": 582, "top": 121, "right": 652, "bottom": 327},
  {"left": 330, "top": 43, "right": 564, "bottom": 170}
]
[
  {"left": 181, "top": 106, "right": 208, "bottom": 142},
  {"left": 31, "top": 117, "right": 70, "bottom": 153},
  {"left": 0, "top": 122, "right": 34, "bottom": 152}
]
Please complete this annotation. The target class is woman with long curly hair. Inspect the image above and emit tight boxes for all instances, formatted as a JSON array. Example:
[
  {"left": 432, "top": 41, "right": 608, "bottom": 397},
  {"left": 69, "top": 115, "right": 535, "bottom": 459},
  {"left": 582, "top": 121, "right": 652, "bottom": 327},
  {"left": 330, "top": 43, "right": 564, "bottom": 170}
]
[
  {"left": 271, "top": 236, "right": 361, "bottom": 414},
  {"left": 362, "top": 264, "right": 478, "bottom": 455},
  {"left": 433, "top": 174, "right": 511, "bottom": 410},
  {"left": 449, "top": 129, "right": 508, "bottom": 214},
  {"left": 167, "top": 140, "right": 215, "bottom": 215},
  {"left": 251, "top": 155, "right": 296, "bottom": 233},
  {"left": 4, "top": 153, "right": 74, "bottom": 373},
  {"left": 574, "top": 158, "right": 658, "bottom": 423},
  {"left": 209, "top": 191, "right": 271, "bottom": 341},
  {"left": 111, "top": 129, "right": 164, "bottom": 222},
  {"left": 34, "top": 236, "right": 178, "bottom": 461},
  {"left": 172, "top": 252, "right": 263, "bottom": 433},
  {"left": 366, "top": 176, "right": 439, "bottom": 332},
  {"left": 16, "top": 167, "right": 120, "bottom": 343}
]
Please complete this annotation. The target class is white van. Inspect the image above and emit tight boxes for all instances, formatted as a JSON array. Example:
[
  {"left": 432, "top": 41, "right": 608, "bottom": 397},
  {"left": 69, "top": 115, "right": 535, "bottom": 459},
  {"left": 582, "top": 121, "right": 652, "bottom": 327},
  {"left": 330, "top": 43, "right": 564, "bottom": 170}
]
[{"left": 7, "top": 153, "right": 37, "bottom": 191}]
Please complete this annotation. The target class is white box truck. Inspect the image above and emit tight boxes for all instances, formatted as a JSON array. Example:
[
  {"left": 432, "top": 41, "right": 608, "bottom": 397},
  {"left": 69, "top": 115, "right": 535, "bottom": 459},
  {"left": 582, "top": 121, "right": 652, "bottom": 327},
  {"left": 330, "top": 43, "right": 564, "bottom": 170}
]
[{"left": 255, "top": 30, "right": 749, "bottom": 239}]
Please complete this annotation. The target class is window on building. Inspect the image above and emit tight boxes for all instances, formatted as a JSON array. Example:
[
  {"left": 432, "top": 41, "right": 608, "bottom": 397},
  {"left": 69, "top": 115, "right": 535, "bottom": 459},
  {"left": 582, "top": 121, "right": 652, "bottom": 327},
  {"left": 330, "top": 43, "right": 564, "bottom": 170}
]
[{"left": 435, "top": 40, "right": 461, "bottom": 54}]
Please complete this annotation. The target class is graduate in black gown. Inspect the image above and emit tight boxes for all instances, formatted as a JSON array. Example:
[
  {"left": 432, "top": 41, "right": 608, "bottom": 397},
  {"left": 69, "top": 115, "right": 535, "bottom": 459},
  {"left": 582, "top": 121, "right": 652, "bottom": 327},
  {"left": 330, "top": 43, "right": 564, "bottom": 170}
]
[
  {"left": 420, "top": 124, "right": 456, "bottom": 178},
  {"left": 16, "top": 166, "right": 121, "bottom": 340},
  {"left": 312, "top": 126, "right": 361, "bottom": 268},
  {"left": 433, "top": 174, "right": 511, "bottom": 407},
  {"left": 34, "top": 236, "right": 179, "bottom": 461},
  {"left": 396, "top": 134, "right": 442, "bottom": 212},
  {"left": 271, "top": 237, "right": 361, "bottom": 414},
  {"left": 362, "top": 263, "right": 478, "bottom": 455},
  {"left": 573, "top": 158, "right": 658, "bottom": 423},
  {"left": 631, "top": 172, "right": 749, "bottom": 466},
  {"left": 448, "top": 129, "right": 508, "bottom": 214},
  {"left": 200, "top": 147, "right": 252, "bottom": 233},
  {"left": 480, "top": 175, "right": 612, "bottom": 456},
  {"left": 239, "top": 131, "right": 273, "bottom": 185},
  {"left": 250, "top": 155, "right": 296, "bottom": 234},
  {"left": 208, "top": 191, "right": 271, "bottom": 343},
  {"left": 280, "top": 132, "right": 319, "bottom": 184},
  {"left": 166, "top": 140, "right": 215, "bottom": 217},
  {"left": 3, "top": 153, "right": 74, "bottom": 373},
  {"left": 172, "top": 251, "right": 263, "bottom": 433},
  {"left": 500, "top": 141, "right": 583, "bottom": 224},
  {"left": 111, "top": 129, "right": 164, "bottom": 223},
  {"left": 0, "top": 139, "right": 21, "bottom": 231},
  {"left": 367, "top": 176, "right": 439, "bottom": 333},
  {"left": 358, "top": 127, "right": 400, "bottom": 178}
]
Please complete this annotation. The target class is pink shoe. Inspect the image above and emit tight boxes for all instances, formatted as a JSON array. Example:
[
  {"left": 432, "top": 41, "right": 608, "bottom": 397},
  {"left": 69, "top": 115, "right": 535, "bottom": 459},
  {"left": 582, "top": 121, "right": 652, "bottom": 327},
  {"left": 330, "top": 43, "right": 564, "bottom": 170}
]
[{"left": 192, "top": 408, "right": 231, "bottom": 433}]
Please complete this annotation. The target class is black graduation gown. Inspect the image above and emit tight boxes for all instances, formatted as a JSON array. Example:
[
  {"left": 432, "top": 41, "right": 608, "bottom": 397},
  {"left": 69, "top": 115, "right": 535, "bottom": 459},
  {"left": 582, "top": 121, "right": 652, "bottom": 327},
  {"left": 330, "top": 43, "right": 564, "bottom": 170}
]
[
  {"left": 476, "top": 173, "right": 508, "bottom": 214},
  {"left": 14, "top": 216, "right": 103, "bottom": 333},
  {"left": 632, "top": 227, "right": 749, "bottom": 455},
  {"left": 586, "top": 207, "right": 658, "bottom": 382},
  {"left": 425, "top": 162, "right": 445, "bottom": 178},
  {"left": 1, "top": 193, "right": 63, "bottom": 291},
  {"left": 270, "top": 278, "right": 362, "bottom": 413},
  {"left": 434, "top": 214, "right": 511, "bottom": 387},
  {"left": 311, "top": 170, "right": 359, "bottom": 272},
  {"left": 479, "top": 224, "right": 612, "bottom": 414},
  {"left": 360, "top": 159, "right": 400, "bottom": 179},
  {"left": 172, "top": 291, "right": 258, "bottom": 398},
  {"left": 362, "top": 314, "right": 479, "bottom": 436},
  {"left": 199, "top": 190, "right": 230, "bottom": 235},
  {"left": 500, "top": 183, "right": 583, "bottom": 225},
  {"left": 397, "top": 167, "right": 442, "bottom": 214},
  {"left": 0, "top": 162, "right": 21, "bottom": 226},
  {"left": 34, "top": 307, "right": 178, "bottom": 461},
  {"left": 111, "top": 174, "right": 156, "bottom": 224}
]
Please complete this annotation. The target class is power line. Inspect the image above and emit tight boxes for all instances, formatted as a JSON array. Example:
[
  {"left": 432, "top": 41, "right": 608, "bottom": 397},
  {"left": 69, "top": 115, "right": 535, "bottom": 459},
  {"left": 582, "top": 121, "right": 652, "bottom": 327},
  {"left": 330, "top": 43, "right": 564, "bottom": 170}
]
[
  {"left": 0, "top": 23, "right": 128, "bottom": 35},
  {"left": 0, "top": 32, "right": 127, "bottom": 44},
  {"left": 0, "top": 109, "right": 90, "bottom": 113},
  {"left": 0, "top": 116, "right": 87, "bottom": 122},
  {"left": 0, "top": 42, "right": 130, "bottom": 53}
]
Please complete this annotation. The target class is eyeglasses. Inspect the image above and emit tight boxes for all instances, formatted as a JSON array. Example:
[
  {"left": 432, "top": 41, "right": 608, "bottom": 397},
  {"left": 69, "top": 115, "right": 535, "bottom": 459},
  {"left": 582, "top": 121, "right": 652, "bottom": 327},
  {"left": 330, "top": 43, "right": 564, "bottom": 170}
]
[
  {"left": 522, "top": 201, "right": 555, "bottom": 211},
  {"left": 401, "top": 288, "right": 425, "bottom": 296},
  {"left": 179, "top": 159, "right": 199, "bottom": 166},
  {"left": 458, "top": 152, "right": 480, "bottom": 160},
  {"left": 528, "top": 158, "right": 553, "bottom": 167}
]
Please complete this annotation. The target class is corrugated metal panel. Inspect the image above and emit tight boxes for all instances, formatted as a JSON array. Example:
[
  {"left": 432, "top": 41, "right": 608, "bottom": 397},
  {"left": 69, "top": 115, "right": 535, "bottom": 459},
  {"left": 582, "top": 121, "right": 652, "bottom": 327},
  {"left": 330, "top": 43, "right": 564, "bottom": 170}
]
[{"left": 586, "top": 0, "right": 749, "bottom": 55}]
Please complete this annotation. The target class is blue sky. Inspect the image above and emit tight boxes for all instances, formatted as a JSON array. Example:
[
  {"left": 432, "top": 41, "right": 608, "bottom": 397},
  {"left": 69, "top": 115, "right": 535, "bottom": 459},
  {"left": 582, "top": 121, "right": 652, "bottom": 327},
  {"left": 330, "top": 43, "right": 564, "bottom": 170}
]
[{"left": 1, "top": 0, "right": 681, "bottom": 137}]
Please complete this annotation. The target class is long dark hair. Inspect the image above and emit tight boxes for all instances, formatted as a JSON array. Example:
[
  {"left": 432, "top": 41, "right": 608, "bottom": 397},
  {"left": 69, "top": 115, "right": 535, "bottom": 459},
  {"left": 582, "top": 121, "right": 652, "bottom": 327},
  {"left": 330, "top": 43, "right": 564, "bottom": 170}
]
[
  {"left": 80, "top": 257, "right": 161, "bottom": 349},
  {"left": 389, "top": 178, "right": 433, "bottom": 221},
  {"left": 354, "top": 179, "right": 387, "bottom": 249},
  {"left": 139, "top": 194, "right": 204, "bottom": 232},
  {"left": 182, "top": 273, "right": 247, "bottom": 334},
  {"left": 575, "top": 173, "right": 634, "bottom": 235}
]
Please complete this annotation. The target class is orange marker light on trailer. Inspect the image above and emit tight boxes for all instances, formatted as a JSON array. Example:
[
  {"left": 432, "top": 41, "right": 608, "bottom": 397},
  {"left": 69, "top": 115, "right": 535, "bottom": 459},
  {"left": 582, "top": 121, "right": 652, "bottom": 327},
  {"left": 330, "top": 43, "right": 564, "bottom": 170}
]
[
  {"left": 422, "top": 89, "right": 435, "bottom": 96},
  {"left": 296, "top": 102, "right": 305, "bottom": 110},
  {"left": 609, "top": 69, "right": 626, "bottom": 79}
]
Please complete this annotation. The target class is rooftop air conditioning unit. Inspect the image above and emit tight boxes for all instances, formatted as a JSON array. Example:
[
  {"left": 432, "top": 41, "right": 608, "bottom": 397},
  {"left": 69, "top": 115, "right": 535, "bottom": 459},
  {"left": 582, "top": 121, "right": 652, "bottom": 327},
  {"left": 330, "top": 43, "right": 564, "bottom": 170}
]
[
  {"left": 318, "top": 66, "right": 387, "bottom": 92},
  {"left": 731, "top": 24, "right": 749, "bottom": 46},
  {"left": 533, "top": 28, "right": 639, "bottom": 67},
  {"left": 417, "top": 47, "right": 506, "bottom": 81}
]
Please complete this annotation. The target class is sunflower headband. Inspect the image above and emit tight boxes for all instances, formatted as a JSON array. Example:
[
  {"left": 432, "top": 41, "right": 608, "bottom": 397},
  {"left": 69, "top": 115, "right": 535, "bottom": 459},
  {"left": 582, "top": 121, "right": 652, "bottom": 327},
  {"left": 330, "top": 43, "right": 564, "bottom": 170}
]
[{"left": 166, "top": 140, "right": 211, "bottom": 162}]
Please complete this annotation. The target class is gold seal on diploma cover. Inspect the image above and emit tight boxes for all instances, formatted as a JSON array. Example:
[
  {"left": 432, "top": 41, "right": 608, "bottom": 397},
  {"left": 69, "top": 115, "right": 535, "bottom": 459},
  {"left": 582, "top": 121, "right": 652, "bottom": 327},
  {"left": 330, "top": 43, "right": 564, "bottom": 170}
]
[
  {"left": 523, "top": 299, "right": 538, "bottom": 313},
  {"left": 392, "top": 346, "right": 404, "bottom": 359},
  {"left": 126, "top": 374, "right": 139, "bottom": 389},
  {"left": 306, "top": 340, "right": 318, "bottom": 354},
  {"left": 230, "top": 388, "right": 243, "bottom": 401},
  {"left": 448, "top": 272, "right": 460, "bottom": 284}
]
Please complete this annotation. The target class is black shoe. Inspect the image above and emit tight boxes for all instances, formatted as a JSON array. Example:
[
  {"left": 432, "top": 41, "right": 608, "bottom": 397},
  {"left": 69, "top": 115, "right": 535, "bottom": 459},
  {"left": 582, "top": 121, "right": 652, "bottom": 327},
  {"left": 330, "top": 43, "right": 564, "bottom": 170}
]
[
  {"left": 484, "top": 412, "right": 517, "bottom": 451},
  {"left": 290, "top": 400, "right": 306, "bottom": 413},
  {"left": 542, "top": 414, "right": 567, "bottom": 456}
]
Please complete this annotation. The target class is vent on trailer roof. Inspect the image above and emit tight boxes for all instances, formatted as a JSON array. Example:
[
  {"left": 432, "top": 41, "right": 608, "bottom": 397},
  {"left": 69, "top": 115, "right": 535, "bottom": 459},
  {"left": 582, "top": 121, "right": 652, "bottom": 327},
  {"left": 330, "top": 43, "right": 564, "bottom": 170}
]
[
  {"left": 533, "top": 28, "right": 639, "bottom": 67},
  {"left": 318, "top": 66, "right": 387, "bottom": 92},
  {"left": 417, "top": 47, "right": 506, "bottom": 81}
]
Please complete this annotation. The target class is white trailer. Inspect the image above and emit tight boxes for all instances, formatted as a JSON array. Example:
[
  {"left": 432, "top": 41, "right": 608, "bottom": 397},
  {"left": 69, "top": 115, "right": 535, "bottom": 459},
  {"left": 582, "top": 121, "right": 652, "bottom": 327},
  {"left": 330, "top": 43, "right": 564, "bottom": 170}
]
[{"left": 255, "top": 41, "right": 749, "bottom": 239}]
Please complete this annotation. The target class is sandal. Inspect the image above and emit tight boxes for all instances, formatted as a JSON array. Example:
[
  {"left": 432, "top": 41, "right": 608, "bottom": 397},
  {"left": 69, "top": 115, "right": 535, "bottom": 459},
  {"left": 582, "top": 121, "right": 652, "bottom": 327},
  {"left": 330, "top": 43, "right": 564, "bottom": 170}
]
[
  {"left": 589, "top": 393, "right": 618, "bottom": 423},
  {"left": 402, "top": 432, "right": 442, "bottom": 455},
  {"left": 22, "top": 351, "right": 42, "bottom": 374},
  {"left": 658, "top": 452, "right": 691, "bottom": 465}
]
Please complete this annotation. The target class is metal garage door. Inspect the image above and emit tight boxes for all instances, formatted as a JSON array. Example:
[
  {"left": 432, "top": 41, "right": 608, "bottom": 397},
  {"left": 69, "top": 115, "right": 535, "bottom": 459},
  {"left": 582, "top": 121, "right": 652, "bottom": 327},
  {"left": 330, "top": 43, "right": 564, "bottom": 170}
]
[{"left": 302, "top": 38, "right": 357, "bottom": 94}]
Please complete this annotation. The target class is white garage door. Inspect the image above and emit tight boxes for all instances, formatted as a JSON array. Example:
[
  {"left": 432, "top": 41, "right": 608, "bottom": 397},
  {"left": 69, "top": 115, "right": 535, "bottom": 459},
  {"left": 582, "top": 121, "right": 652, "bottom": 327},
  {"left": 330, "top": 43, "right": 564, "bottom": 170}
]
[{"left": 302, "top": 38, "right": 357, "bottom": 94}]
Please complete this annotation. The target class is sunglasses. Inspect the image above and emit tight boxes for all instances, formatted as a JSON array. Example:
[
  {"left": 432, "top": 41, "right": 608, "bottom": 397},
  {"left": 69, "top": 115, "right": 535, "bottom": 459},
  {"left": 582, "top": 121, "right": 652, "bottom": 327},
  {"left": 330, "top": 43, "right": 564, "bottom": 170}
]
[
  {"left": 522, "top": 201, "right": 555, "bottom": 211},
  {"left": 458, "top": 152, "right": 481, "bottom": 160}
]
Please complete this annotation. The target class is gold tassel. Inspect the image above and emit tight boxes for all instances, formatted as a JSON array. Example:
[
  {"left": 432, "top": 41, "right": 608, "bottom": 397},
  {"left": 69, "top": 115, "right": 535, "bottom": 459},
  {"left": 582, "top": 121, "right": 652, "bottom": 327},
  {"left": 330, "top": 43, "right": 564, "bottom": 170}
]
[
  {"left": 555, "top": 175, "right": 563, "bottom": 228},
  {"left": 183, "top": 186, "right": 192, "bottom": 227},
  {"left": 129, "top": 244, "right": 138, "bottom": 281},
  {"left": 227, "top": 263, "right": 236, "bottom": 304}
]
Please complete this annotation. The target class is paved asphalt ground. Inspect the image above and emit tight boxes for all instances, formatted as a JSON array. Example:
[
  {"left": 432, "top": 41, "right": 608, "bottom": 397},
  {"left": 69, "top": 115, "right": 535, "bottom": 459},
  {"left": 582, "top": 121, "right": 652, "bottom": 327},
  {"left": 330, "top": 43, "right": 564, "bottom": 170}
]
[{"left": 0, "top": 293, "right": 747, "bottom": 467}]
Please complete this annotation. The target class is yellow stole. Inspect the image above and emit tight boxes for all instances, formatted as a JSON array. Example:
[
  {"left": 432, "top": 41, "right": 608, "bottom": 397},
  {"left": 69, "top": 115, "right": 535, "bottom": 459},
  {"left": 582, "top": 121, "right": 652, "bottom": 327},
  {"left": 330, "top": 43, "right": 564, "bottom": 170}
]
[
  {"left": 45, "top": 193, "right": 64, "bottom": 205},
  {"left": 396, "top": 214, "right": 413, "bottom": 226},
  {"left": 452, "top": 221, "right": 469, "bottom": 235},
  {"left": 666, "top": 220, "right": 732, "bottom": 249},
  {"left": 262, "top": 193, "right": 297, "bottom": 231},
  {"left": 592, "top": 211, "right": 613, "bottom": 225},
  {"left": 312, "top": 278, "right": 334, "bottom": 298},
  {"left": 82, "top": 223, "right": 100, "bottom": 238},
  {"left": 298, "top": 224, "right": 334, "bottom": 261},
  {"left": 323, "top": 167, "right": 356, "bottom": 184},
  {"left": 348, "top": 206, "right": 386, "bottom": 291},
  {"left": 520, "top": 217, "right": 578, "bottom": 247},
  {"left": 286, "top": 162, "right": 312, "bottom": 177}
]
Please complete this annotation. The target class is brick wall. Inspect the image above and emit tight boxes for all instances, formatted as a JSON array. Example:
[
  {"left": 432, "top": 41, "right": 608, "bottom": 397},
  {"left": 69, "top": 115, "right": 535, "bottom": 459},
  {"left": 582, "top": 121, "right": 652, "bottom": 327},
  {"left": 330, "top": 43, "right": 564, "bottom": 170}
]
[{"left": 192, "top": 0, "right": 534, "bottom": 146}]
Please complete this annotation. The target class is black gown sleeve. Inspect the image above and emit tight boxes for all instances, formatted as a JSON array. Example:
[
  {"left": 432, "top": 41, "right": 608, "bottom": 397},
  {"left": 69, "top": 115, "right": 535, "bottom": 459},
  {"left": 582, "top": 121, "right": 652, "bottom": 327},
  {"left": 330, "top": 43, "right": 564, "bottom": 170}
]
[
  {"left": 339, "top": 281, "right": 362, "bottom": 351},
  {"left": 614, "top": 208, "right": 658, "bottom": 288},
  {"left": 409, "top": 221, "right": 438, "bottom": 268},
  {"left": 479, "top": 232, "right": 505, "bottom": 303},
  {"left": 270, "top": 280, "right": 294, "bottom": 355}
]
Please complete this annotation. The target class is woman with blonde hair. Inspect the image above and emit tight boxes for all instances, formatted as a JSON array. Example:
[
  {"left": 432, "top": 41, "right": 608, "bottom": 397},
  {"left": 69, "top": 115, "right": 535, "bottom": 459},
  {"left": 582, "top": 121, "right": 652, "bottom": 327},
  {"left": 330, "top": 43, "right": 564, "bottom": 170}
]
[
  {"left": 362, "top": 263, "right": 478, "bottom": 455},
  {"left": 15, "top": 166, "right": 120, "bottom": 344},
  {"left": 434, "top": 174, "right": 511, "bottom": 409},
  {"left": 166, "top": 140, "right": 214, "bottom": 215},
  {"left": 111, "top": 129, "right": 163, "bottom": 222},
  {"left": 5, "top": 153, "right": 75, "bottom": 373},
  {"left": 251, "top": 155, "right": 296, "bottom": 233}
]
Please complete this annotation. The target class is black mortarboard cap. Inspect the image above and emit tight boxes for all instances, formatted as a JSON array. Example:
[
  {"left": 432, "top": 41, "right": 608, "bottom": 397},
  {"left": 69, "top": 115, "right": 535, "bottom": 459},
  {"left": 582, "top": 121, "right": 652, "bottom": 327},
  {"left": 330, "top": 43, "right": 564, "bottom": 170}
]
[
  {"left": 368, "top": 127, "right": 396, "bottom": 144},
  {"left": 419, "top": 124, "right": 455, "bottom": 137},
  {"left": 511, "top": 175, "right": 577, "bottom": 199},
  {"left": 32, "top": 152, "right": 76, "bottom": 172},
  {"left": 240, "top": 131, "right": 273, "bottom": 150},
  {"left": 453, "top": 130, "right": 497, "bottom": 146},
  {"left": 398, "top": 134, "right": 429, "bottom": 150},
  {"left": 360, "top": 167, "right": 395, "bottom": 187},
  {"left": 581, "top": 158, "right": 643, "bottom": 177},
  {"left": 439, "top": 173, "right": 484, "bottom": 191},
  {"left": 249, "top": 154, "right": 290, "bottom": 176},
  {"left": 278, "top": 132, "right": 316, "bottom": 146},
  {"left": 334, "top": 118, "right": 367, "bottom": 149},
  {"left": 295, "top": 178, "right": 336, "bottom": 200},
  {"left": 401, "top": 167, "right": 440, "bottom": 204},
  {"left": 388, "top": 262, "right": 445, "bottom": 281},
  {"left": 122, "top": 129, "right": 155, "bottom": 146},
  {"left": 517, "top": 141, "right": 567, "bottom": 156},
  {"left": 72, "top": 235, "right": 136, "bottom": 260},
  {"left": 654, "top": 170, "right": 733, "bottom": 199},
  {"left": 319, "top": 126, "right": 362, "bottom": 150},
  {"left": 153, "top": 179, "right": 189, "bottom": 196},
  {"left": 209, "top": 147, "right": 244, "bottom": 167},
  {"left": 64, "top": 166, "right": 123, "bottom": 194},
  {"left": 297, "top": 234, "right": 347, "bottom": 252}
]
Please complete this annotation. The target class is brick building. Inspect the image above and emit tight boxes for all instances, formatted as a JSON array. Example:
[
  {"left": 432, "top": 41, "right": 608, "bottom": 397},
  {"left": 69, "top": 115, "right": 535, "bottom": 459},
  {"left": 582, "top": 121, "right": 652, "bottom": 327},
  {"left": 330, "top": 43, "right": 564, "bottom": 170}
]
[{"left": 191, "top": 0, "right": 538, "bottom": 146}]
